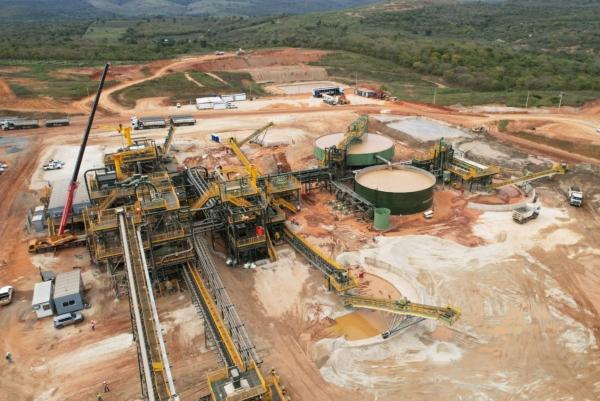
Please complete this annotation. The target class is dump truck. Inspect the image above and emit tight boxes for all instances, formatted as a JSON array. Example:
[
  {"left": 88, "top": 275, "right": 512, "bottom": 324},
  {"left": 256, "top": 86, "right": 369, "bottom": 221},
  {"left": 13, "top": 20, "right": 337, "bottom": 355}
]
[
  {"left": 512, "top": 202, "right": 541, "bottom": 224},
  {"left": 131, "top": 116, "right": 166, "bottom": 130},
  {"left": 2, "top": 119, "right": 40, "bottom": 130},
  {"left": 567, "top": 186, "right": 583, "bottom": 207}
]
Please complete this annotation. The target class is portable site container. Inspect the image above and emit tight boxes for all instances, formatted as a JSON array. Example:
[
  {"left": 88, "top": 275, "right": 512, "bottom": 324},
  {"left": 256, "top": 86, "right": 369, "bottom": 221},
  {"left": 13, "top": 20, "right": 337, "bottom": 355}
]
[
  {"left": 32, "top": 280, "right": 54, "bottom": 318},
  {"left": 53, "top": 269, "right": 85, "bottom": 315}
]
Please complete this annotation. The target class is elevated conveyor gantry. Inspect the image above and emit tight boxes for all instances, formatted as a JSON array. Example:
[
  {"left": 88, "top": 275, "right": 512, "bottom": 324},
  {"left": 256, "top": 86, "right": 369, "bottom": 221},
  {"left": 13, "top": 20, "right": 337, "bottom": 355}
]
[
  {"left": 340, "top": 295, "right": 460, "bottom": 326},
  {"left": 491, "top": 163, "right": 566, "bottom": 189},
  {"left": 117, "top": 209, "right": 179, "bottom": 401},
  {"left": 284, "top": 226, "right": 461, "bottom": 329}
]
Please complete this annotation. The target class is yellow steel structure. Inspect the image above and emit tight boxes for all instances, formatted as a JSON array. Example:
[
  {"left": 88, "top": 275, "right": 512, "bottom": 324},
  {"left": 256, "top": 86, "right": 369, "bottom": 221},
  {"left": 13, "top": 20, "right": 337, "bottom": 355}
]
[
  {"left": 110, "top": 145, "right": 158, "bottom": 181},
  {"left": 99, "top": 189, "right": 119, "bottom": 210},
  {"left": 227, "top": 123, "right": 273, "bottom": 185},
  {"left": 186, "top": 262, "right": 245, "bottom": 369},
  {"left": 238, "top": 122, "right": 274, "bottom": 148},
  {"left": 122, "top": 126, "right": 133, "bottom": 147},
  {"left": 341, "top": 295, "right": 461, "bottom": 325},
  {"left": 272, "top": 197, "right": 297, "bottom": 213},
  {"left": 265, "top": 230, "right": 277, "bottom": 262},
  {"left": 491, "top": 163, "right": 566, "bottom": 189},
  {"left": 122, "top": 213, "right": 172, "bottom": 401},
  {"left": 191, "top": 184, "right": 221, "bottom": 210},
  {"left": 283, "top": 227, "right": 359, "bottom": 293},
  {"left": 162, "top": 125, "right": 175, "bottom": 155},
  {"left": 336, "top": 115, "right": 368, "bottom": 150},
  {"left": 206, "top": 362, "right": 268, "bottom": 401}
]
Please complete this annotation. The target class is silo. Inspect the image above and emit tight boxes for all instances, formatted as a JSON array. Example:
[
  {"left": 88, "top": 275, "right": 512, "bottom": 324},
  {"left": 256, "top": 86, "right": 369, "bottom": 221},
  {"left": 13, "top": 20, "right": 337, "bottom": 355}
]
[{"left": 355, "top": 165, "right": 436, "bottom": 215}]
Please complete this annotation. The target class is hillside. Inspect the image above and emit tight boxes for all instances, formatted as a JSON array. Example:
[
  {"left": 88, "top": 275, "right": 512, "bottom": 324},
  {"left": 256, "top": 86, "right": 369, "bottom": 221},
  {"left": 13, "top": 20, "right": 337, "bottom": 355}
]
[
  {"left": 0, "top": 0, "right": 382, "bottom": 18},
  {"left": 0, "top": 0, "right": 599, "bottom": 107}
]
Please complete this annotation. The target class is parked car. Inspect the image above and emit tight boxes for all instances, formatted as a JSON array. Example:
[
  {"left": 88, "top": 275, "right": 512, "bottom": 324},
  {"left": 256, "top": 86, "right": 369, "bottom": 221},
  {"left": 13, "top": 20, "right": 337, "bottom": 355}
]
[
  {"left": 53, "top": 312, "right": 84, "bottom": 329},
  {"left": 43, "top": 160, "right": 64, "bottom": 171},
  {"left": 0, "top": 286, "right": 14, "bottom": 306}
]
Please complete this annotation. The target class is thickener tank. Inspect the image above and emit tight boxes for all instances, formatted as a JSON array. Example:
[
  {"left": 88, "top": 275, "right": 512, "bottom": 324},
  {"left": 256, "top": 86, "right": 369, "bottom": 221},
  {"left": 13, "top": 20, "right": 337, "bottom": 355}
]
[
  {"left": 314, "top": 133, "right": 394, "bottom": 166},
  {"left": 355, "top": 165, "right": 436, "bottom": 215}
]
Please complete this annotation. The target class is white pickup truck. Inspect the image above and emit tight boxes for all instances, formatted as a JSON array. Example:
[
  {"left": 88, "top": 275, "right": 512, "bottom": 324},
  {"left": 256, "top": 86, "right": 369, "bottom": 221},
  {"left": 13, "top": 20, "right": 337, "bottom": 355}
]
[{"left": 568, "top": 186, "right": 583, "bottom": 207}]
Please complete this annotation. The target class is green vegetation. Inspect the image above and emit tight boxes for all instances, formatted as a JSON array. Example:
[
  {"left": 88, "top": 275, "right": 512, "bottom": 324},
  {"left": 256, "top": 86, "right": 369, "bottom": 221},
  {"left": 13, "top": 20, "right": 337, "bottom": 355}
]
[
  {"left": 113, "top": 71, "right": 265, "bottom": 107},
  {"left": 498, "top": 120, "right": 509, "bottom": 132},
  {"left": 0, "top": 62, "right": 118, "bottom": 100},
  {"left": 511, "top": 131, "right": 600, "bottom": 161},
  {"left": 0, "top": 1, "right": 600, "bottom": 106}
]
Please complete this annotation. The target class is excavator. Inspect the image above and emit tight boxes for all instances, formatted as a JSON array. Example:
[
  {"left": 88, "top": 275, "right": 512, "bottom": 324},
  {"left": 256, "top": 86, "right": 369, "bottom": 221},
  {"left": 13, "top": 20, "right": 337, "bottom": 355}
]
[{"left": 29, "top": 63, "right": 110, "bottom": 253}]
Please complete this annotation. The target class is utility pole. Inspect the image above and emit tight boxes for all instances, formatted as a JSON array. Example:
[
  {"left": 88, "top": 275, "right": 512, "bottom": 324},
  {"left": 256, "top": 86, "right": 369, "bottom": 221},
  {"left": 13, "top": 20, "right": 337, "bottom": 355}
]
[
  {"left": 525, "top": 91, "right": 530, "bottom": 108},
  {"left": 433, "top": 88, "right": 437, "bottom": 105},
  {"left": 558, "top": 92, "right": 564, "bottom": 110},
  {"left": 355, "top": 72, "right": 358, "bottom": 91}
]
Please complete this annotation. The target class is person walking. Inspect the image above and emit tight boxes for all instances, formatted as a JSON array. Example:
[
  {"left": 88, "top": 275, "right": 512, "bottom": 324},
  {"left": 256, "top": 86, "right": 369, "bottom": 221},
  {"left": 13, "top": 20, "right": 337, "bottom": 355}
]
[
  {"left": 103, "top": 381, "right": 110, "bottom": 393},
  {"left": 90, "top": 320, "right": 97, "bottom": 331}
]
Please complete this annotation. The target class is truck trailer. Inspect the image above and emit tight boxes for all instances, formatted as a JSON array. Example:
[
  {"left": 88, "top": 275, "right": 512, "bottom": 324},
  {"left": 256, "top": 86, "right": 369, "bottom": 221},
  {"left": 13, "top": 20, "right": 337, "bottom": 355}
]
[
  {"left": 45, "top": 118, "right": 70, "bottom": 127},
  {"left": 169, "top": 115, "right": 196, "bottom": 126},
  {"left": 131, "top": 116, "right": 166, "bottom": 130},
  {"left": 2, "top": 119, "right": 40, "bottom": 130}
]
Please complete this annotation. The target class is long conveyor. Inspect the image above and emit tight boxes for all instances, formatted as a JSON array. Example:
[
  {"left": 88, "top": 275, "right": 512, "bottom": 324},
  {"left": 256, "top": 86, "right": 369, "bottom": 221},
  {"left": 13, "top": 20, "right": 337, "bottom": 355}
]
[
  {"left": 118, "top": 210, "right": 179, "bottom": 401},
  {"left": 284, "top": 226, "right": 460, "bottom": 326},
  {"left": 340, "top": 295, "right": 460, "bottom": 325}
]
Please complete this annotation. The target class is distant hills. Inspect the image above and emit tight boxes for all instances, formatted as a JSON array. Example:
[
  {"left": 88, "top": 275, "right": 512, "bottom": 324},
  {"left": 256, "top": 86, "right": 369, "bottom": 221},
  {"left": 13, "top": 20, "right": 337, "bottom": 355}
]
[{"left": 0, "top": 0, "right": 383, "bottom": 18}]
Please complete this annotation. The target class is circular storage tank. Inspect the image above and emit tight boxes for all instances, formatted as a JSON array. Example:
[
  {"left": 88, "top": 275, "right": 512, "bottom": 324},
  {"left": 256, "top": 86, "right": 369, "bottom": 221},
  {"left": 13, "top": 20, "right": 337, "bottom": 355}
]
[
  {"left": 314, "top": 133, "right": 394, "bottom": 166},
  {"left": 355, "top": 165, "right": 436, "bottom": 215}
]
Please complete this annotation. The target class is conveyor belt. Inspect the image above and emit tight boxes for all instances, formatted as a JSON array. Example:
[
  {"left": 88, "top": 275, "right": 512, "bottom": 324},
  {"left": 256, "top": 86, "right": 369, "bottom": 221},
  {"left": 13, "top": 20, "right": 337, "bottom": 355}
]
[
  {"left": 193, "top": 236, "right": 261, "bottom": 365},
  {"left": 284, "top": 226, "right": 461, "bottom": 327},
  {"left": 118, "top": 211, "right": 179, "bottom": 401},
  {"left": 283, "top": 227, "right": 358, "bottom": 292},
  {"left": 341, "top": 295, "right": 460, "bottom": 325},
  {"left": 183, "top": 262, "right": 243, "bottom": 369}
]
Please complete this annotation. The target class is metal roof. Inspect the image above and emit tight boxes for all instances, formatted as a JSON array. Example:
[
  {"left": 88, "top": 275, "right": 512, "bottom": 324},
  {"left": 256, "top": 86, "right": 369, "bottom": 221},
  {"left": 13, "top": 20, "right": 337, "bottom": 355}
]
[
  {"left": 196, "top": 96, "right": 223, "bottom": 104},
  {"left": 53, "top": 269, "right": 82, "bottom": 299},
  {"left": 48, "top": 178, "right": 90, "bottom": 213},
  {"left": 32, "top": 281, "right": 52, "bottom": 305}
]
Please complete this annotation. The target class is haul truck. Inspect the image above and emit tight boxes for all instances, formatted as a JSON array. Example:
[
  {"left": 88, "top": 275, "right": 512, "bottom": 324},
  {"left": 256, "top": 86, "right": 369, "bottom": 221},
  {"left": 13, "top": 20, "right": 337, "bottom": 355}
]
[
  {"left": 513, "top": 202, "right": 541, "bottom": 224},
  {"left": 131, "top": 116, "right": 166, "bottom": 130},
  {"left": 568, "top": 186, "right": 583, "bottom": 207},
  {"left": 2, "top": 119, "right": 40, "bottom": 130}
]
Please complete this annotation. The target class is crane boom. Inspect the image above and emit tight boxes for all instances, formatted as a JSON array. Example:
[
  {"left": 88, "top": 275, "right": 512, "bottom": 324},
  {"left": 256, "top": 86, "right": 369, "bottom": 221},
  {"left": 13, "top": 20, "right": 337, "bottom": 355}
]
[{"left": 58, "top": 63, "right": 110, "bottom": 235}]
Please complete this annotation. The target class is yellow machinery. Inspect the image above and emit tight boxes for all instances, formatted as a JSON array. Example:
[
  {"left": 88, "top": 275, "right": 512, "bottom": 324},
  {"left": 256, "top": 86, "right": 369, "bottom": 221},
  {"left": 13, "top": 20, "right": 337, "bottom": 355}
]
[
  {"left": 320, "top": 115, "right": 369, "bottom": 167},
  {"left": 283, "top": 227, "right": 359, "bottom": 293},
  {"left": 341, "top": 295, "right": 461, "bottom": 326},
  {"left": 227, "top": 122, "right": 273, "bottom": 183},
  {"left": 336, "top": 114, "right": 368, "bottom": 150},
  {"left": 491, "top": 163, "right": 566, "bottom": 189},
  {"left": 185, "top": 260, "right": 290, "bottom": 401},
  {"left": 284, "top": 226, "right": 461, "bottom": 328}
]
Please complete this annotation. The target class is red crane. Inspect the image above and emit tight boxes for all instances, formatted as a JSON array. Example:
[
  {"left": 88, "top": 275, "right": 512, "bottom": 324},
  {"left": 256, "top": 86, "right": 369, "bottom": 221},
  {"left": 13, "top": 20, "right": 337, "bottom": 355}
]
[{"left": 57, "top": 63, "right": 110, "bottom": 235}]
